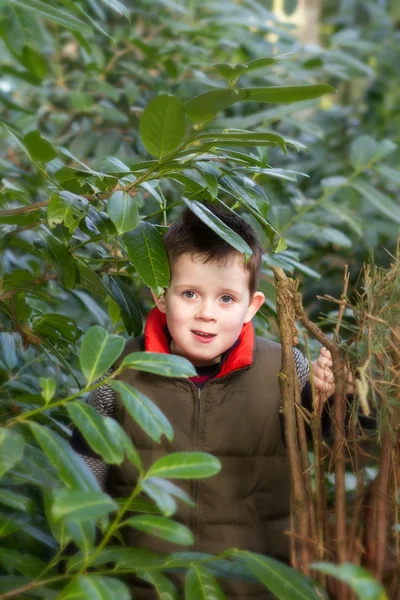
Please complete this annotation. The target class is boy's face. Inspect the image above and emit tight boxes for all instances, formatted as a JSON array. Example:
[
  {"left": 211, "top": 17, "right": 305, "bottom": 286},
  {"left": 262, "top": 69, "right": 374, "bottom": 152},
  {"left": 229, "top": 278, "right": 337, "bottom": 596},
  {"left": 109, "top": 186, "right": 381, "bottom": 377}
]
[{"left": 152, "top": 253, "right": 264, "bottom": 367}]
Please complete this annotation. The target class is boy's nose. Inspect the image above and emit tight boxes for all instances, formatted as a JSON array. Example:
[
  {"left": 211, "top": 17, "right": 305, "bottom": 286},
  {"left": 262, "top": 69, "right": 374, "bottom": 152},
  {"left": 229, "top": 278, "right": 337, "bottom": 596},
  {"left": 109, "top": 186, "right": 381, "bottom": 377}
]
[{"left": 196, "top": 299, "right": 216, "bottom": 321}]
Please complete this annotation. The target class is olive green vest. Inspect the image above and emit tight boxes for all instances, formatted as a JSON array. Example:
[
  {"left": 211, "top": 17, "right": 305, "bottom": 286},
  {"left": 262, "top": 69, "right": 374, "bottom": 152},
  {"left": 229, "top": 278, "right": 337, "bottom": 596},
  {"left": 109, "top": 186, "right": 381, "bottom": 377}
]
[{"left": 109, "top": 335, "right": 290, "bottom": 600}]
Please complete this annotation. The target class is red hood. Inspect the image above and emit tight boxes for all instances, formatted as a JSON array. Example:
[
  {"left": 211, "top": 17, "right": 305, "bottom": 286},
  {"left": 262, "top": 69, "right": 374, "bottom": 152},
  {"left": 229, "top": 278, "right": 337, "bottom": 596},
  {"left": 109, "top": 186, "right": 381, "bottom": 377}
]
[{"left": 144, "top": 307, "right": 254, "bottom": 379}]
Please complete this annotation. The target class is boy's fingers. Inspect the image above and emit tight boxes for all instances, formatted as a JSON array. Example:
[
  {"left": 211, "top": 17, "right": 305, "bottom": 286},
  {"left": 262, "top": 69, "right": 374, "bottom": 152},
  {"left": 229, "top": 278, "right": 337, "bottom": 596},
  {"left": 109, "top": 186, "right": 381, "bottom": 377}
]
[{"left": 313, "top": 363, "right": 334, "bottom": 384}]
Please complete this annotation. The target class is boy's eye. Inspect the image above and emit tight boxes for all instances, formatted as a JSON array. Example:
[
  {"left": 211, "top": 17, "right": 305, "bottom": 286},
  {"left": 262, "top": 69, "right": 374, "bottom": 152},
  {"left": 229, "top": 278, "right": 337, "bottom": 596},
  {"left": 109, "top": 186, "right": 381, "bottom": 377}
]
[
  {"left": 220, "top": 295, "right": 233, "bottom": 303},
  {"left": 183, "top": 290, "right": 196, "bottom": 299}
]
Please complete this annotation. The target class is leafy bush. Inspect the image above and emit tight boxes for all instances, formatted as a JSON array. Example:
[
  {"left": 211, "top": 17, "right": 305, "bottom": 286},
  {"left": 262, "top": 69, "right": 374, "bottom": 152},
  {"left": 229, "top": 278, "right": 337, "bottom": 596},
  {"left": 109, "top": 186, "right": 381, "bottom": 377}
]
[{"left": 0, "top": 0, "right": 398, "bottom": 598}]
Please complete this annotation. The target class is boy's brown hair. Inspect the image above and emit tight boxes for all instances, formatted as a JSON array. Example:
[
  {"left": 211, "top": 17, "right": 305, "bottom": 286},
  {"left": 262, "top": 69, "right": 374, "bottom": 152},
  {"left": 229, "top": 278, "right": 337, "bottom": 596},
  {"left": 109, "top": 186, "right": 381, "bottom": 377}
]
[{"left": 164, "top": 203, "right": 263, "bottom": 295}]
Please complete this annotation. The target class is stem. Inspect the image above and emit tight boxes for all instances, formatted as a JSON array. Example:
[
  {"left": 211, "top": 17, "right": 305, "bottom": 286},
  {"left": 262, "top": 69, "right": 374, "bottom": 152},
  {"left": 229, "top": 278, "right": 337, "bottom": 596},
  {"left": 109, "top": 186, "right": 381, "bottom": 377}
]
[
  {"left": 6, "top": 368, "right": 122, "bottom": 428},
  {"left": 78, "top": 482, "right": 142, "bottom": 573},
  {"left": 272, "top": 267, "right": 311, "bottom": 572},
  {"left": 0, "top": 575, "right": 69, "bottom": 600},
  {"left": 374, "top": 432, "right": 392, "bottom": 581}
]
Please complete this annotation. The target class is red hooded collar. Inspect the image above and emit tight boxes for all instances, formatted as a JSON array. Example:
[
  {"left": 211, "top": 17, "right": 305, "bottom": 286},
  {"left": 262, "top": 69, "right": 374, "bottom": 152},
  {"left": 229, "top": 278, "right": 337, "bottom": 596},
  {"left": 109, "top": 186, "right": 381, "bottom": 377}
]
[{"left": 144, "top": 307, "right": 254, "bottom": 379}]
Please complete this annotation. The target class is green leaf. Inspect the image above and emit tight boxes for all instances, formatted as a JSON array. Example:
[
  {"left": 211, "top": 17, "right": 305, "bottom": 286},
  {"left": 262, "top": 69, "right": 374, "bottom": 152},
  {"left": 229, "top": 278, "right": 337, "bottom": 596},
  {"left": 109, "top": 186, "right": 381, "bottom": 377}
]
[
  {"left": 0, "top": 488, "right": 34, "bottom": 513},
  {"left": 121, "top": 352, "right": 196, "bottom": 378},
  {"left": 66, "top": 401, "right": 141, "bottom": 469},
  {"left": 196, "top": 131, "right": 286, "bottom": 152},
  {"left": 42, "top": 231, "right": 76, "bottom": 290},
  {"left": 58, "top": 575, "right": 130, "bottom": 600},
  {"left": 107, "top": 191, "right": 139, "bottom": 234},
  {"left": 140, "top": 479, "right": 177, "bottom": 517},
  {"left": 109, "top": 277, "right": 143, "bottom": 337},
  {"left": 39, "top": 376, "right": 56, "bottom": 403},
  {"left": 22, "top": 130, "right": 57, "bottom": 163},
  {"left": 9, "top": 0, "right": 93, "bottom": 36},
  {"left": 125, "top": 515, "right": 194, "bottom": 545},
  {"left": 185, "top": 89, "right": 246, "bottom": 123},
  {"left": 51, "top": 490, "right": 117, "bottom": 521},
  {"left": 312, "top": 563, "right": 388, "bottom": 600},
  {"left": 350, "top": 180, "right": 400, "bottom": 224},
  {"left": 115, "top": 548, "right": 167, "bottom": 570},
  {"left": 235, "top": 551, "right": 328, "bottom": 600},
  {"left": 184, "top": 86, "right": 333, "bottom": 123},
  {"left": 147, "top": 452, "right": 221, "bottom": 480},
  {"left": 28, "top": 423, "right": 100, "bottom": 491},
  {"left": 67, "top": 401, "right": 123, "bottom": 464},
  {"left": 99, "top": 0, "right": 130, "bottom": 18},
  {"left": 0, "top": 548, "right": 46, "bottom": 578},
  {"left": 79, "top": 326, "right": 125, "bottom": 386},
  {"left": 0, "top": 510, "right": 30, "bottom": 537},
  {"left": 139, "top": 571, "right": 178, "bottom": 600},
  {"left": 76, "top": 260, "right": 108, "bottom": 297},
  {"left": 185, "top": 565, "right": 225, "bottom": 599},
  {"left": 47, "top": 192, "right": 88, "bottom": 232},
  {"left": 182, "top": 199, "right": 253, "bottom": 258},
  {"left": 214, "top": 63, "right": 249, "bottom": 80},
  {"left": 140, "top": 94, "right": 186, "bottom": 159},
  {"left": 123, "top": 222, "right": 170, "bottom": 296},
  {"left": 0, "top": 429, "right": 24, "bottom": 478},
  {"left": 147, "top": 477, "right": 194, "bottom": 507},
  {"left": 111, "top": 381, "right": 173, "bottom": 443},
  {"left": 350, "top": 135, "right": 377, "bottom": 170},
  {"left": 244, "top": 84, "right": 334, "bottom": 104}
]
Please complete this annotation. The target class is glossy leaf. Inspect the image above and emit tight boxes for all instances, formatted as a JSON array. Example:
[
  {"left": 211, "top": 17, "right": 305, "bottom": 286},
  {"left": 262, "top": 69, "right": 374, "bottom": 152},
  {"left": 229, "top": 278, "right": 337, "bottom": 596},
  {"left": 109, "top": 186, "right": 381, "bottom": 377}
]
[
  {"left": 182, "top": 199, "right": 253, "bottom": 258},
  {"left": 100, "top": 0, "right": 130, "bottom": 18},
  {"left": 147, "top": 452, "right": 221, "bottom": 480},
  {"left": 22, "top": 129, "right": 57, "bottom": 162},
  {"left": 185, "top": 565, "right": 225, "bottom": 600},
  {"left": 124, "top": 222, "right": 170, "bottom": 295},
  {"left": 28, "top": 422, "right": 100, "bottom": 491},
  {"left": 9, "top": 0, "right": 93, "bottom": 36},
  {"left": 235, "top": 551, "right": 328, "bottom": 600},
  {"left": 107, "top": 191, "right": 139, "bottom": 234},
  {"left": 58, "top": 575, "right": 130, "bottom": 600},
  {"left": 185, "top": 85, "right": 333, "bottom": 123},
  {"left": 51, "top": 490, "right": 117, "bottom": 521},
  {"left": 121, "top": 351, "right": 196, "bottom": 378},
  {"left": 67, "top": 401, "right": 141, "bottom": 469},
  {"left": 244, "top": 84, "right": 334, "bottom": 104},
  {"left": 350, "top": 180, "right": 400, "bottom": 224},
  {"left": 79, "top": 326, "right": 124, "bottom": 386},
  {"left": 47, "top": 191, "right": 88, "bottom": 232},
  {"left": 0, "top": 548, "right": 46, "bottom": 578},
  {"left": 67, "top": 401, "right": 124, "bottom": 464},
  {"left": 197, "top": 131, "right": 286, "bottom": 152},
  {"left": 39, "top": 376, "right": 56, "bottom": 403},
  {"left": 312, "top": 563, "right": 388, "bottom": 600},
  {"left": 115, "top": 547, "right": 167, "bottom": 570},
  {"left": 140, "top": 94, "right": 186, "bottom": 159},
  {"left": 139, "top": 571, "right": 178, "bottom": 600},
  {"left": 0, "top": 429, "right": 24, "bottom": 477},
  {"left": 42, "top": 232, "right": 76, "bottom": 290},
  {"left": 109, "top": 277, "right": 143, "bottom": 336},
  {"left": 185, "top": 88, "right": 246, "bottom": 123},
  {"left": 0, "top": 489, "right": 34, "bottom": 513},
  {"left": 125, "top": 515, "right": 194, "bottom": 545},
  {"left": 141, "top": 479, "right": 177, "bottom": 517},
  {"left": 111, "top": 381, "right": 174, "bottom": 443}
]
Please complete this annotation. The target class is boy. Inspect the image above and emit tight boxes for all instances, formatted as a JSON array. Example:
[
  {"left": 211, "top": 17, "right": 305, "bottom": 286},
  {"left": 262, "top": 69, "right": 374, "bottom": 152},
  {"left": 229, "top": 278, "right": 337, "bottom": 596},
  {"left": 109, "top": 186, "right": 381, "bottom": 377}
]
[{"left": 72, "top": 204, "right": 334, "bottom": 599}]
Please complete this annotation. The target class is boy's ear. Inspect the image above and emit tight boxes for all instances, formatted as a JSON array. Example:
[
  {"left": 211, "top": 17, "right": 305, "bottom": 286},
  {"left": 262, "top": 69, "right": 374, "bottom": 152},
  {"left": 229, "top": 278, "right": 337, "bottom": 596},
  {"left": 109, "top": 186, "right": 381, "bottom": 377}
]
[
  {"left": 244, "top": 291, "right": 265, "bottom": 323},
  {"left": 150, "top": 289, "right": 167, "bottom": 313}
]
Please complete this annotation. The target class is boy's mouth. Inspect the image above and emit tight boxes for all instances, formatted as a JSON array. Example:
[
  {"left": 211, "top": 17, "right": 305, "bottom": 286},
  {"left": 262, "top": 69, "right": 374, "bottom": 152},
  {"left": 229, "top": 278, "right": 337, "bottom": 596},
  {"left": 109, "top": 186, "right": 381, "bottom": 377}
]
[{"left": 191, "top": 330, "right": 216, "bottom": 340}]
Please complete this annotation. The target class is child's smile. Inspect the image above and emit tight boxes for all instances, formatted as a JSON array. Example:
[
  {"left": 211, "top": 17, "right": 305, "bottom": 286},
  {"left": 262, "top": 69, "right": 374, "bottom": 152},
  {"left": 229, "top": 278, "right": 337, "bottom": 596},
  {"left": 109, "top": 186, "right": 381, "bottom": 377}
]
[{"left": 152, "top": 252, "right": 264, "bottom": 367}]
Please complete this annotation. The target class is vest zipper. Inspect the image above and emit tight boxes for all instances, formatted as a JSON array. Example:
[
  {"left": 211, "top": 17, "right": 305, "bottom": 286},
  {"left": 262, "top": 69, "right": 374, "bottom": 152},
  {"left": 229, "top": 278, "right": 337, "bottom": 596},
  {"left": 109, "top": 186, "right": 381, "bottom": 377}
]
[{"left": 189, "top": 367, "right": 250, "bottom": 550}]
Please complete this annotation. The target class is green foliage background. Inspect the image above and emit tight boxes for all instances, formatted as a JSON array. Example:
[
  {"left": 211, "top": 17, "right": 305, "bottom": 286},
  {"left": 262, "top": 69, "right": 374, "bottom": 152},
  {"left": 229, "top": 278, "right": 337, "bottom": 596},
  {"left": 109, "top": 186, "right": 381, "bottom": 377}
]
[{"left": 0, "top": 0, "right": 398, "bottom": 598}]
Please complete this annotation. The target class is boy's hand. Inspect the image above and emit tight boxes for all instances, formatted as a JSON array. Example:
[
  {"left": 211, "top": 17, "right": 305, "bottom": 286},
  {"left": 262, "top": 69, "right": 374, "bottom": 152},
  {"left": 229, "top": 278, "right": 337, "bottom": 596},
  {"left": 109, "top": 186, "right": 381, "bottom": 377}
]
[
  {"left": 311, "top": 347, "right": 354, "bottom": 408},
  {"left": 312, "top": 347, "right": 335, "bottom": 407}
]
